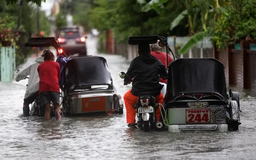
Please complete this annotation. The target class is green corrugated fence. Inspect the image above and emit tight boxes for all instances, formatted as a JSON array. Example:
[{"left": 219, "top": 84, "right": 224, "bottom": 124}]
[{"left": 0, "top": 44, "right": 16, "bottom": 82}]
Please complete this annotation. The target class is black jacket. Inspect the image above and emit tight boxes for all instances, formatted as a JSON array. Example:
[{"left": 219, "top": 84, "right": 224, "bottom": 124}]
[{"left": 124, "top": 53, "right": 167, "bottom": 96}]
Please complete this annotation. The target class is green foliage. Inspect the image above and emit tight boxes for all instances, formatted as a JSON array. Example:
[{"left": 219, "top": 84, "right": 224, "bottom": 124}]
[
  {"left": 211, "top": 0, "right": 256, "bottom": 49},
  {"left": 170, "top": 10, "right": 187, "bottom": 31},
  {"left": 88, "top": 0, "right": 117, "bottom": 31},
  {"left": 178, "top": 31, "right": 207, "bottom": 54},
  {"left": 6, "top": 0, "right": 45, "bottom": 6},
  {"left": 88, "top": 0, "right": 186, "bottom": 43},
  {"left": 55, "top": 10, "right": 67, "bottom": 33},
  {"left": 140, "top": 0, "right": 169, "bottom": 12},
  {"left": 39, "top": 11, "right": 50, "bottom": 36},
  {"left": 72, "top": 0, "right": 93, "bottom": 33},
  {"left": 1, "top": 1, "right": 50, "bottom": 66},
  {"left": 0, "top": 17, "right": 14, "bottom": 38}
]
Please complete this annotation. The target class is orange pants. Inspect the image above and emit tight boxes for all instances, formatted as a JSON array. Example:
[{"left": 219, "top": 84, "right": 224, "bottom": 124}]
[{"left": 123, "top": 89, "right": 164, "bottom": 124}]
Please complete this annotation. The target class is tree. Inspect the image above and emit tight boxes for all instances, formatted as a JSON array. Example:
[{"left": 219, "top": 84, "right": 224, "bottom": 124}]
[
  {"left": 72, "top": 0, "right": 93, "bottom": 33},
  {"left": 141, "top": 0, "right": 225, "bottom": 54},
  {"left": 212, "top": 0, "right": 256, "bottom": 49},
  {"left": 1, "top": 0, "right": 51, "bottom": 65},
  {"left": 88, "top": 0, "right": 186, "bottom": 43}
]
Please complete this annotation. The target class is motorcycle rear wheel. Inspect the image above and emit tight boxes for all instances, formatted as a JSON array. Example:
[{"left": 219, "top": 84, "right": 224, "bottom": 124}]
[{"left": 142, "top": 121, "right": 150, "bottom": 132}]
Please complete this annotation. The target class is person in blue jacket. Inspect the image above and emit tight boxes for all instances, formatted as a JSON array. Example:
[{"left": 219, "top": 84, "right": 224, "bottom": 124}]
[{"left": 56, "top": 53, "right": 69, "bottom": 90}]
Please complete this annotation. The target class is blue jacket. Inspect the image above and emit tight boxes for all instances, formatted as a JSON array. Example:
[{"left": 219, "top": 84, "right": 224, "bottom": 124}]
[{"left": 56, "top": 55, "right": 69, "bottom": 86}]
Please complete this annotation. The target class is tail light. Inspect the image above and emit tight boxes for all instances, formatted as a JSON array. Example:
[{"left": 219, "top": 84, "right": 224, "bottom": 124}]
[
  {"left": 76, "top": 37, "right": 86, "bottom": 43},
  {"left": 57, "top": 38, "right": 66, "bottom": 43},
  {"left": 140, "top": 98, "right": 149, "bottom": 106},
  {"left": 58, "top": 48, "right": 64, "bottom": 55}
]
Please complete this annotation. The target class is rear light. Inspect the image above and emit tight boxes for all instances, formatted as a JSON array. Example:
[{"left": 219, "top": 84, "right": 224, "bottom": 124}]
[
  {"left": 80, "top": 37, "right": 86, "bottom": 42},
  {"left": 58, "top": 48, "right": 64, "bottom": 55},
  {"left": 57, "top": 38, "right": 66, "bottom": 43},
  {"left": 140, "top": 99, "right": 149, "bottom": 106},
  {"left": 76, "top": 37, "right": 86, "bottom": 43}
]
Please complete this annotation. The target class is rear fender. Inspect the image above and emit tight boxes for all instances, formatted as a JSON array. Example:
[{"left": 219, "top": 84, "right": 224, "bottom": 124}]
[
  {"left": 230, "top": 91, "right": 241, "bottom": 111},
  {"left": 230, "top": 100, "right": 240, "bottom": 121},
  {"left": 142, "top": 113, "right": 150, "bottom": 121}
]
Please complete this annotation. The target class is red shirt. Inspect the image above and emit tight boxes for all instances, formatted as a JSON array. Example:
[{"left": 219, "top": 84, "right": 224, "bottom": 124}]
[
  {"left": 38, "top": 60, "right": 60, "bottom": 93},
  {"left": 151, "top": 51, "right": 173, "bottom": 84}
]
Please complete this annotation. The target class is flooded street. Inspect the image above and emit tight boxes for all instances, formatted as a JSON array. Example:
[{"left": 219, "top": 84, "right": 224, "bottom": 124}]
[{"left": 1, "top": 36, "right": 256, "bottom": 160}]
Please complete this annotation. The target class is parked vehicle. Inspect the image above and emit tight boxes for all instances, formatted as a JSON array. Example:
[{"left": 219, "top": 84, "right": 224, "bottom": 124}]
[
  {"left": 62, "top": 56, "right": 123, "bottom": 116},
  {"left": 57, "top": 27, "right": 87, "bottom": 57}
]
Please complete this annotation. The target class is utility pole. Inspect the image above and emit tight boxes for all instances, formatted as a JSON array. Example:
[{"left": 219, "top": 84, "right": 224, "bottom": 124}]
[
  {"left": 36, "top": 5, "right": 40, "bottom": 57},
  {"left": 3, "top": 0, "right": 5, "bottom": 17},
  {"left": 17, "top": 0, "right": 22, "bottom": 30},
  {"left": 37, "top": 5, "right": 40, "bottom": 35}
]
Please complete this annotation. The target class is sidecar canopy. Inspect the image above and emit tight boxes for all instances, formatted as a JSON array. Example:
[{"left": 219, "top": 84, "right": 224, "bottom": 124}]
[
  {"left": 24, "top": 37, "right": 60, "bottom": 50},
  {"left": 128, "top": 35, "right": 167, "bottom": 45}
]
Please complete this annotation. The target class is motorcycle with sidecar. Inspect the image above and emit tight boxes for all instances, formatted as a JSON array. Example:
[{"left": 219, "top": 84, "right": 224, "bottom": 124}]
[
  {"left": 62, "top": 55, "right": 124, "bottom": 116},
  {"left": 24, "top": 37, "right": 124, "bottom": 117},
  {"left": 123, "top": 35, "right": 241, "bottom": 132}
]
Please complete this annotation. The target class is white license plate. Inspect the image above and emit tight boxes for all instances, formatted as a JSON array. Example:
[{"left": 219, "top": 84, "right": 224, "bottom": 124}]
[
  {"left": 138, "top": 106, "right": 154, "bottom": 114},
  {"left": 186, "top": 108, "right": 211, "bottom": 123}
]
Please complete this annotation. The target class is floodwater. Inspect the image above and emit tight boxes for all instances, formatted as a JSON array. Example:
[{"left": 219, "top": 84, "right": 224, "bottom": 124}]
[{"left": 1, "top": 36, "right": 256, "bottom": 160}]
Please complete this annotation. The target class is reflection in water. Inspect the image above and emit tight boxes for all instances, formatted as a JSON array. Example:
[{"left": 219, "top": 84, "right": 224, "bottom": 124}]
[{"left": 38, "top": 120, "right": 62, "bottom": 140}]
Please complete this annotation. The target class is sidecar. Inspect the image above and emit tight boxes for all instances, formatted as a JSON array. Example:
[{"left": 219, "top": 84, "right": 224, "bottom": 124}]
[
  {"left": 165, "top": 58, "right": 241, "bottom": 132},
  {"left": 62, "top": 56, "right": 123, "bottom": 116}
]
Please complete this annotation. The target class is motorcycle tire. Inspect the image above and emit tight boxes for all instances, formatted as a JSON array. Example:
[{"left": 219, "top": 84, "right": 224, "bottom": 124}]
[
  {"left": 142, "top": 121, "right": 150, "bottom": 132},
  {"left": 23, "top": 106, "right": 30, "bottom": 117},
  {"left": 30, "top": 101, "right": 39, "bottom": 116}
]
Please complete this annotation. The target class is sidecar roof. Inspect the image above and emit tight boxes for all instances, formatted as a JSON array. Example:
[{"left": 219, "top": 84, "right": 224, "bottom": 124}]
[
  {"left": 166, "top": 58, "right": 228, "bottom": 101},
  {"left": 128, "top": 35, "right": 167, "bottom": 45},
  {"left": 24, "top": 37, "right": 60, "bottom": 49},
  {"left": 64, "top": 56, "right": 113, "bottom": 92}
]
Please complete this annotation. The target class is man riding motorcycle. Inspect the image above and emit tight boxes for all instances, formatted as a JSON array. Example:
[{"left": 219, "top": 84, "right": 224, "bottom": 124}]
[
  {"left": 123, "top": 42, "right": 168, "bottom": 128},
  {"left": 15, "top": 52, "right": 45, "bottom": 116}
]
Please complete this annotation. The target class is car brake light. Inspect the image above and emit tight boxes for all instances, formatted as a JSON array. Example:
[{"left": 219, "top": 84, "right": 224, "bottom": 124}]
[
  {"left": 80, "top": 37, "right": 86, "bottom": 42},
  {"left": 58, "top": 38, "right": 66, "bottom": 43},
  {"left": 76, "top": 37, "right": 86, "bottom": 43}
]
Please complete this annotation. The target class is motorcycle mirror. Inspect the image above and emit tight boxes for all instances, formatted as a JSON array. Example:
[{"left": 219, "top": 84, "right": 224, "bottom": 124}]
[{"left": 119, "top": 72, "right": 126, "bottom": 79}]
